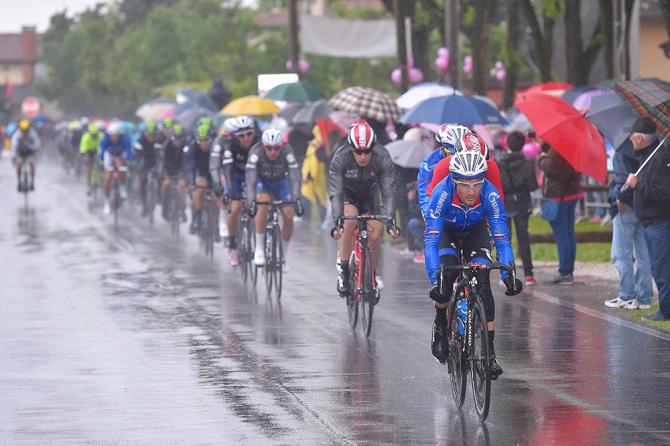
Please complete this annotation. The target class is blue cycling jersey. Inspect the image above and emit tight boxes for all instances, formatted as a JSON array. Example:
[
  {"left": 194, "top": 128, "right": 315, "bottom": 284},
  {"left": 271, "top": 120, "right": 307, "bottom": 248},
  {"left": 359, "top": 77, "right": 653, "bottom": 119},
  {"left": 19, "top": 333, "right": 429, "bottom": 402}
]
[
  {"left": 424, "top": 175, "right": 514, "bottom": 284},
  {"left": 99, "top": 134, "right": 132, "bottom": 161},
  {"left": 417, "top": 149, "right": 445, "bottom": 220}
]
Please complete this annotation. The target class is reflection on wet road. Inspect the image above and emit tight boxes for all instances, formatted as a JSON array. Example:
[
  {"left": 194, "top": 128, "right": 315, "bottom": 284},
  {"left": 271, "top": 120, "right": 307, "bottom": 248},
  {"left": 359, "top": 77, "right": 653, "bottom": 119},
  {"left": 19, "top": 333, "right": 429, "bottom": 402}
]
[{"left": 2, "top": 163, "right": 670, "bottom": 444}]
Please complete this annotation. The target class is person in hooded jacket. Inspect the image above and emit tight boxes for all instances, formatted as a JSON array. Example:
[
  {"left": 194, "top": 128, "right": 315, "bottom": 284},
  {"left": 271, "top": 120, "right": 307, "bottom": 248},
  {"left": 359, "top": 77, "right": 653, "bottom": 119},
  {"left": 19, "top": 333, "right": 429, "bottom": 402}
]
[{"left": 497, "top": 132, "right": 539, "bottom": 285}]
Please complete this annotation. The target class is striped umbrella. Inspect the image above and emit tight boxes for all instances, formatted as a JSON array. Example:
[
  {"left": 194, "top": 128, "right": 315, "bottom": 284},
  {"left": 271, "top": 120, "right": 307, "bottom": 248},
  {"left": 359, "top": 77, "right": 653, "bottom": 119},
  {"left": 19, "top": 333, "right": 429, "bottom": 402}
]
[
  {"left": 615, "top": 78, "right": 670, "bottom": 136},
  {"left": 329, "top": 87, "right": 400, "bottom": 122}
]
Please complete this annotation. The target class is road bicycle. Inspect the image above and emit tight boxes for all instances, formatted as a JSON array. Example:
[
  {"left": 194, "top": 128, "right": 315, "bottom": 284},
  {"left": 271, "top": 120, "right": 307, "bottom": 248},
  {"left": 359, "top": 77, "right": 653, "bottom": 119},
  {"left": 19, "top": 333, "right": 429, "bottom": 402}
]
[
  {"left": 442, "top": 254, "right": 514, "bottom": 422},
  {"left": 110, "top": 164, "right": 128, "bottom": 230},
  {"left": 165, "top": 177, "right": 185, "bottom": 239},
  {"left": 339, "top": 214, "right": 394, "bottom": 338},
  {"left": 195, "top": 187, "right": 218, "bottom": 259},
  {"left": 143, "top": 169, "right": 160, "bottom": 225},
  {"left": 236, "top": 199, "right": 257, "bottom": 286}
]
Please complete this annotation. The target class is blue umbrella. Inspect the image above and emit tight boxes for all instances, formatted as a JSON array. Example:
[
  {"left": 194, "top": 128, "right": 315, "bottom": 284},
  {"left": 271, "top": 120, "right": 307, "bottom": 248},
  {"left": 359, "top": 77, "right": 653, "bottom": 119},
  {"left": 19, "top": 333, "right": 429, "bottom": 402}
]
[
  {"left": 586, "top": 91, "right": 636, "bottom": 150},
  {"left": 400, "top": 95, "right": 508, "bottom": 126}
]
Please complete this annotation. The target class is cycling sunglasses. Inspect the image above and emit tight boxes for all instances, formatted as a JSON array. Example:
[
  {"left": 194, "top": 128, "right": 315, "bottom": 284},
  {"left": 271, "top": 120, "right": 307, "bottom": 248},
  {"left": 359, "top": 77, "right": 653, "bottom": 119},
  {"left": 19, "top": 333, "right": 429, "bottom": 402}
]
[
  {"left": 236, "top": 130, "right": 255, "bottom": 139},
  {"left": 263, "top": 144, "right": 282, "bottom": 152},
  {"left": 453, "top": 179, "right": 485, "bottom": 191},
  {"left": 352, "top": 148, "right": 372, "bottom": 156}
]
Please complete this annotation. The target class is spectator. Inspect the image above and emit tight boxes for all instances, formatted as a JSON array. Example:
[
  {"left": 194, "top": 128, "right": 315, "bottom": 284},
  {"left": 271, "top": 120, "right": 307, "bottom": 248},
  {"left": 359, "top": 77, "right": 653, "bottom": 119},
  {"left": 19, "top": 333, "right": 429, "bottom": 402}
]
[
  {"left": 605, "top": 139, "right": 653, "bottom": 310},
  {"left": 497, "top": 131, "right": 539, "bottom": 285},
  {"left": 405, "top": 181, "right": 425, "bottom": 263},
  {"left": 622, "top": 117, "right": 670, "bottom": 321},
  {"left": 395, "top": 167, "right": 420, "bottom": 255},
  {"left": 538, "top": 143, "right": 583, "bottom": 284}
]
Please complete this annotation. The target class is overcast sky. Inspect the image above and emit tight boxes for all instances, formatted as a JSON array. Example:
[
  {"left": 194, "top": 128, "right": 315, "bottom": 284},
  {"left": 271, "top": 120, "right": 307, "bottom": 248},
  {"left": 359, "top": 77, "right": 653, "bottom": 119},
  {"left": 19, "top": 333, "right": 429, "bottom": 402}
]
[{"left": 0, "top": 0, "right": 100, "bottom": 32}]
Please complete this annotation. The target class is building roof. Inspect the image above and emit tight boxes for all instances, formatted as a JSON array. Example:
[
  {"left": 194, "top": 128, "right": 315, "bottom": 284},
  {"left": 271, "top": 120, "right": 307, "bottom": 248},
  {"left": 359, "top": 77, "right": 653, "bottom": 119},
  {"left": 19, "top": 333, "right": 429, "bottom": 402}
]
[{"left": 0, "top": 34, "right": 25, "bottom": 62}]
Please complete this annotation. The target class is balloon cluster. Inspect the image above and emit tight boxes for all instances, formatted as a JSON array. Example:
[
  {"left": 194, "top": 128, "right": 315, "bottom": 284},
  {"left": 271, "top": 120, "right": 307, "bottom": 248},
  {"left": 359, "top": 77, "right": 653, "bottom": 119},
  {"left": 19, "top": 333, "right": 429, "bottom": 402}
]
[
  {"left": 285, "top": 58, "right": 310, "bottom": 74},
  {"left": 463, "top": 55, "right": 473, "bottom": 77},
  {"left": 434, "top": 47, "right": 450, "bottom": 72},
  {"left": 490, "top": 61, "right": 506, "bottom": 82},
  {"left": 391, "top": 55, "right": 424, "bottom": 86}
]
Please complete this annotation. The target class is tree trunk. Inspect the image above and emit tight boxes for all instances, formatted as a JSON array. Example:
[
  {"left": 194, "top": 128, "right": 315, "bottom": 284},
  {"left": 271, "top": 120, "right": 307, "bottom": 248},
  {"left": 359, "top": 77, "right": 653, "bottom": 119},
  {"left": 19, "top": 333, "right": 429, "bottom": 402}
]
[
  {"left": 503, "top": 0, "right": 520, "bottom": 109},
  {"left": 394, "top": 0, "right": 409, "bottom": 92},
  {"left": 520, "top": 0, "right": 555, "bottom": 82},
  {"left": 287, "top": 0, "right": 300, "bottom": 77},
  {"left": 564, "top": 0, "right": 583, "bottom": 85},
  {"left": 471, "top": 0, "right": 494, "bottom": 95},
  {"left": 446, "top": 0, "right": 460, "bottom": 88},
  {"left": 599, "top": 0, "right": 614, "bottom": 78}
]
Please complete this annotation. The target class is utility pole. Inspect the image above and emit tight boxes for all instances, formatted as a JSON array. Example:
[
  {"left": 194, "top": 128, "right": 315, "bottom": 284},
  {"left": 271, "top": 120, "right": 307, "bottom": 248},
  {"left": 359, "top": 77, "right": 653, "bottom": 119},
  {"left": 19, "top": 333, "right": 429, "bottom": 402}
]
[
  {"left": 288, "top": 0, "right": 300, "bottom": 77},
  {"left": 394, "top": 0, "right": 409, "bottom": 92},
  {"left": 445, "top": 0, "right": 459, "bottom": 88}
]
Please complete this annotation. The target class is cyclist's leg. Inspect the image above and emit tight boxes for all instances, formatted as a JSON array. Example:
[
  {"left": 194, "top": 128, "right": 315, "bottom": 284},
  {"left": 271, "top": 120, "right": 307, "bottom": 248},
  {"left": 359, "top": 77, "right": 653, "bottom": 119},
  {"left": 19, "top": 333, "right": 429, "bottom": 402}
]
[
  {"left": 339, "top": 203, "right": 359, "bottom": 264},
  {"left": 14, "top": 155, "right": 24, "bottom": 182},
  {"left": 115, "top": 156, "right": 127, "bottom": 182},
  {"left": 272, "top": 178, "right": 295, "bottom": 244},
  {"left": 192, "top": 177, "right": 207, "bottom": 211},
  {"left": 102, "top": 152, "right": 114, "bottom": 197},
  {"left": 161, "top": 174, "right": 171, "bottom": 203}
]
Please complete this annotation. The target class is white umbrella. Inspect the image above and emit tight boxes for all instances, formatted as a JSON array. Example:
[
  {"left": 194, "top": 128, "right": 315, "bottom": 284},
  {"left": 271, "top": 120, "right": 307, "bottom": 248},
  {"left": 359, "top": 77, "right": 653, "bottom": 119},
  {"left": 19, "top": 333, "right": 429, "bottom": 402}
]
[
  {"left": 396, "top": 82, "right": 462, "bottom": 110},
  {"left": 385, "top": 139, "right": 436, "bottom": 168}
]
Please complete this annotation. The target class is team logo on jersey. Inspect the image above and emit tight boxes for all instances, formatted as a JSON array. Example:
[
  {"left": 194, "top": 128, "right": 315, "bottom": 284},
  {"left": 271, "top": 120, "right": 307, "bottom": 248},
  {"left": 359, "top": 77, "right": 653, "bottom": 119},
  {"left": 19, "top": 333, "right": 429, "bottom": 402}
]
[
  {"left": 488, "top": 191, "right": 500, "bottom": 219},
  {"left": 286, "top": 153, "right": 296, "bottom": 163},
  {"left": 249, "top": 154, "right": 259, "bottom": 163}
]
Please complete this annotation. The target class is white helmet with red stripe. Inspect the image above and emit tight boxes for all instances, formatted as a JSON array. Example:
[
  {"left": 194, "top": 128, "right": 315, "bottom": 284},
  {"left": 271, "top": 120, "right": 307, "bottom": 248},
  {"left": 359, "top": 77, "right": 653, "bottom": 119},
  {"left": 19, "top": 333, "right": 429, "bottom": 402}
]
[
  {"left": 435, "top": 124, "right": 469, "bottom": 154},
  {"left": 347, "top": 119, "right": 376, "bottom": 151},
  {"left": 455, "top": 131, "right": 490, "bottom": 159}
]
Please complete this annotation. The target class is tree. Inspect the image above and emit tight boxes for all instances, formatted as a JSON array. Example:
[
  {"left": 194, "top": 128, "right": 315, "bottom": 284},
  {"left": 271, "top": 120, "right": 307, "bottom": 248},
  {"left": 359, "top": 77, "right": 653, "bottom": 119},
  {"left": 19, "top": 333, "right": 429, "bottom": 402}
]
[
  {"left": 564, "top": 0, "right": 603, "bottom": 85},
  {"left": 503, "top": 0, "right": 521, "bottom": 108},
  {"left": 519, "top": 0, "right": 564, "bottom": 82},
  {"left": 461, "top": 0, "right": 498, "bottom": 94}
]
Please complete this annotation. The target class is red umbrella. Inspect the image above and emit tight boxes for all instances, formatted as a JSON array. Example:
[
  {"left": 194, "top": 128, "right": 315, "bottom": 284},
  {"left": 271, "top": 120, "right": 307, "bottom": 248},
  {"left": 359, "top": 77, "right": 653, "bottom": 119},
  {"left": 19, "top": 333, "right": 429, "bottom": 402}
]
[
  {"left": 515, "top": 93, "right": 607, "bottom": 184},
  {"left": 525, "top": 82, "right": 574, "bottom": 97}
]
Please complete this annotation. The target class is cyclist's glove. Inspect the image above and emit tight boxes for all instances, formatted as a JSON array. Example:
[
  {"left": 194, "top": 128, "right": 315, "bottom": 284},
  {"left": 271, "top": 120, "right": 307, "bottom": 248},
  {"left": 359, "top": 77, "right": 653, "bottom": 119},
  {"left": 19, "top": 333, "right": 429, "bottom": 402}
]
[
  {"left": 330, "top": 217, "right": 343, "bottom": 239},
  {"left": 295, "top": 199, "right": 304, "bottom": 217},
  {"left": 503, "top": 276, "right": 523, "bottom": 296},
  {"left": 429, "top": 284, "right": 447, "bottom": 303},
  {"left": 214, "top": 183, "right": 224, "bottom": 198},
  {"left": 223, "top": 193, "right": 231, "bottom": 206},
  {"left": 247, "top": 201, "right": 257, "bottom": 218}
]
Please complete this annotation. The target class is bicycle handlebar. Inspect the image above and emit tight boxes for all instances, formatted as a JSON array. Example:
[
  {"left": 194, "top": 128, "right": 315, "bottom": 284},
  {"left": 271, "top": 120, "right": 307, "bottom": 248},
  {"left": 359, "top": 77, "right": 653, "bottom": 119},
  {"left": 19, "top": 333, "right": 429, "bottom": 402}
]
[
  {"left": 254, "top": 200, "right": 298, "bottom": 207},
  {"left": 442, "top": 262, "right": 514, "bottom": 273}
]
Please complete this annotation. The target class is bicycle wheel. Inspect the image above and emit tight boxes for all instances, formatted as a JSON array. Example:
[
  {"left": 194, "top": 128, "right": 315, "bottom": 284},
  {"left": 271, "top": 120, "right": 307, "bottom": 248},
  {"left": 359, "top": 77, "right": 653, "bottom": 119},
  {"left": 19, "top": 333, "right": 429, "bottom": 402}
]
[
  {"left": 240, "top": 219, "right": 250, "bottom": 283},
  {"left": 170, "top": 189, "right": 180, "bottom": 238},
  {"left": 264, "top": 231, "right": 273, "bottom": 295},
  {"left": 275, "top": 233, "right": 283, "bottom": 300},
  {"left": 359, "top": 246, "right": 374, "bottom": 337},
  {"left": 146, "top": 176, "right": 157, "bottom": 225},
  {"left": 205, "top": 202, "right": 215, "bottom": 259},
  {"left": 470, "top": 294, "right": 491, "bottom": 422},
  {"left": 347, "top": 251, "right": 359, "bottom": 329},
  {"left": 447, "top": 298, "right": 467, "bottom": 408},
  {"left": 112, "top": 182, "right": 120, "bottom": 230}
]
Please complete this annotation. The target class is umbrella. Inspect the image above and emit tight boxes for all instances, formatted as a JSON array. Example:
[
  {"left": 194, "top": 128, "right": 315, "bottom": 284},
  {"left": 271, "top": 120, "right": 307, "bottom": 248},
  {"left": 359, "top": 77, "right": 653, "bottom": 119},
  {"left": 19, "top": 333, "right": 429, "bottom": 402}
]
[
  {"left": 30, "top": 113, "right": 53, "bottom": 124},
  {"left": 277, "top": 102, "right": 306, "bottom": 123},
  {"left": 615, "top": 78, "right": 670, "bottom": 136},
  {"left": 525, "top": 81, "right": 574, "bottom": 96},
  {"left": 515, "top": 93, "right": 607, "bottom": 184},
  {"left": 329, "top": 86, "right": 400, "bottom": 122},
  {"left": 177, "top": 107, "right": 215, "bottom": 130},
  {"left": 400, "top": 94, "right": 508, "bottom": 126},
  {"left": 396, "top": 82, "right": 462, "bottom": 109},
  {"left": 385, "top": 139, "right": 436, "bottom": 168},
  {"left": 176, "top": 88, "right": 217, "bottom": 111},
  {"left": 292, "top": 100, "right": 334, "bottom": 125},
  {"left": 586, "top": 92, "right": 636, "bottom": 150},
  {"left": 221, "top": 96, "right": 280, "bottom": 116},
  {"left": 572, "top": 88, "right": 610, "bottom": 112},
  {"left": 562, "top": 85, "right": 600, "bottom": 104},
  {"left": 264, "top": 81, "right": 325, "bottom": 102},
  {"left": 136, "top": 102, "right": 175, "bottom": 122}
]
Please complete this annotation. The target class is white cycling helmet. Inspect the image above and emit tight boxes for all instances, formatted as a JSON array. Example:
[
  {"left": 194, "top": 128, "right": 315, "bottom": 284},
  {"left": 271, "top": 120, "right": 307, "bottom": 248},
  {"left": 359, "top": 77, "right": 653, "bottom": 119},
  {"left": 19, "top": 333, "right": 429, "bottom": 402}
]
[
  {"left": 449, "top": 148, "right": 488, "bottom": 179},
  {"left": 233, "top": 115, "right": 256, "bottom": 133},
  {"left": 454, "top": 131, "right": 490, "bottom": 159},
  {"left": 107, "top": 121, "right": 123, "bottom": 136},
  {"left": 261, "top": 128, "right": 283, "bottom": 147},
  {"left": 223, "top": 118, "right": 238, "bottom": 135},
  {"left": 435, "top": 124, "right": 469, "bottom": 153}
]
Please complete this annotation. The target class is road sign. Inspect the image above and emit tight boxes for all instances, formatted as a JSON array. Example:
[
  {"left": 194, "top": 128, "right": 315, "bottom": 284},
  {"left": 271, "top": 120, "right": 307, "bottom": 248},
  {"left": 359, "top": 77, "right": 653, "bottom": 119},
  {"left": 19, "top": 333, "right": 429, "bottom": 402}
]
[{"left": 21, "top": 97, "right": 41, "bottom": 117}]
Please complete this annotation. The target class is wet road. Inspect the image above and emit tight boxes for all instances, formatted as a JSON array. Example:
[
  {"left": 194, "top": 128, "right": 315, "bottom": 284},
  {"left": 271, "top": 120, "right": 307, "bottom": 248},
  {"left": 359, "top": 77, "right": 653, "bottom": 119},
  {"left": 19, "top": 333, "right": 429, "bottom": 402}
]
[{"left": 2, "top": 161, "right": 670, "bottom": 445}]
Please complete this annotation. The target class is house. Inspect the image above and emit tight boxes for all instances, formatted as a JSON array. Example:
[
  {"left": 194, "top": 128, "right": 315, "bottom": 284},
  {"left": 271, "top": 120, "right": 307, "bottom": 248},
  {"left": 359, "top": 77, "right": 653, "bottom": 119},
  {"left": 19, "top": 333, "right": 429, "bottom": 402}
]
[
  {"left": 637, "top": 0, "right": 670, "bottom": 80},
  {"left": 0, "top": 26, "right": 39, "bottom": 98}
]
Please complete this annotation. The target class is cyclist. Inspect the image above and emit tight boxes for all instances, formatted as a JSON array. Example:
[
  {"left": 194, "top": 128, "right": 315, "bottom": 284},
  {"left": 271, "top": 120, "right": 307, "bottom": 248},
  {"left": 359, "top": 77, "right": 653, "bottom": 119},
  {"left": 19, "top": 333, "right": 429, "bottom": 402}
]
[
  {"left": 246, "top": 128, "right": 303, "bottom": 270},
  {"left": 417, "top": 124, "right": 470, "bottom": 219},
  {"left": 211, "top": 118, "right": 240, "bottom": 239},
  {"left": 185, "top": 120, "right": 216, "bottom": 234},
  {"left": 133, "top": 122, "right": 161, "bottom": 217},
  {"left": 161, "top": 124, "right": 188, "bottom": 221},
  {"left": 100, "top": 121, "right": 132, "bottom": 215},
  {"left": 79, "top": 122, "right": 105, "bottom": 195},
  {"left": 329, "top": 119, "right": 400, "bottom": 297},
  {"left": 11, "top": 119, "right": 41, "bottom": 191},
  {"left": 213, "top": 116, "right": 260, "bottom": 266},
  {"left": 424, "top": 148, "right": 522, "bottom": 378}
]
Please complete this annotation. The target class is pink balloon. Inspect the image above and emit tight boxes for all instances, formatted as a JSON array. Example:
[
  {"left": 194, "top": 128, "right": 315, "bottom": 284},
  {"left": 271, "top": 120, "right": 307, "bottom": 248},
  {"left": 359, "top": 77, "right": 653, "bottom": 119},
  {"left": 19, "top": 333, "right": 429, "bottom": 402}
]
[
  {"left": 407, "top": 54, "right": 414, "bottom": 68},
  {"left": 298, "top": 58, "right": 310, "bottom": 73},
  {"left": 435, "top": 56, "right": 449, "bottom": 72},
  {"left": 408, "top": 67, "right": 424, "bottom": 84},
  {"left": 495, "top": 68, "right": 506, "bottom": 82},
  {"left": 522, "top": 141, "right": 541, "bottom": 159},
  {"left": 391, "top": 68, "right": 402, "bottom": 85},
  {"left": 285, "top": 60, "right": 293, "bottom": 71},
  {"left": 463, "top": 55, "right": 473, "bottom": 75},
  {"left": 437, "top": 47, "right": 449, "bottom": 58},
  {"left": 495, "top": 60, "right": 504, "bottom": 70}
]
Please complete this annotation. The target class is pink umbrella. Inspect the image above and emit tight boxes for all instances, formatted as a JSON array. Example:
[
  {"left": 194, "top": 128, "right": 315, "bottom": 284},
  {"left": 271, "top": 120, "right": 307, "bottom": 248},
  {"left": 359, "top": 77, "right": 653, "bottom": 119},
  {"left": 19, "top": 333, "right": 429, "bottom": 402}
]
[
  {"left": 162, "top": 107, "right": 176, "bottom": 119},
  {"left": 572, "top": 88, "right": 610, "bottom": 112}
]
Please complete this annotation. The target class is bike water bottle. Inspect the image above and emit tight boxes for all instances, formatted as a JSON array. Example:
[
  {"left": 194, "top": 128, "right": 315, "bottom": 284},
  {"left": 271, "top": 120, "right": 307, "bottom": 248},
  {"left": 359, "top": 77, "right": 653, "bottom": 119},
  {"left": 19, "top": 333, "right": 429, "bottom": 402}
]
[{"left": 457, "top": 299, "right": 467, "bottom": 336}]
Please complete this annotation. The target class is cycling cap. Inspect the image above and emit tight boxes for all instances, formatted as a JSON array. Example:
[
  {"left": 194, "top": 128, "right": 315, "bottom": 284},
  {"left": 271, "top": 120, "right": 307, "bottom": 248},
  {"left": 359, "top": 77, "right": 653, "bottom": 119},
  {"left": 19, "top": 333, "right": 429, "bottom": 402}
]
[
  {"left": 107, "top": 122, "right": 123, "bottom": 136},
  {"left": 146, "top": 122, "right": 157, "bottom": 133},
  {"left": 455, "top": 131, "right": 490, "bottom": 159},
  {"left": 347, "top": 119, "right": 376, "bottom": 151},
  {"left": 172, "top": 124, "right": 184, "bottom": 138},
  {"left": 88, "top": 123, "right": 99, "bottom": 133},
  {"left": 435, "top": 124, "right": 469, "bottom": 153},
  {"left": 262, "top": 128, "right": 283, "bottom": 147},
  {"left": 450, "top": 148, "right": 488, "bottom": 179},
  {"left": 161, "top": 118, "right": 174, "bottom": 129},
  {"left": 196, "top": 122, "right": 213, "bottom": 141},
  {"left": 234, "top": 116, "right": 256, "bottom": 133},
  {"left": 19, "top": 119, "right": 31, "bottom": 130}
]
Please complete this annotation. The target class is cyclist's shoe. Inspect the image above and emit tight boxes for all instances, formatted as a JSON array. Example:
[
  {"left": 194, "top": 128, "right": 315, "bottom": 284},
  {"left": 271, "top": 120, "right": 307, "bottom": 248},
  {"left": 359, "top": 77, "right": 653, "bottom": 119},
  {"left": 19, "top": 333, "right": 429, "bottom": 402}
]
[
  {"left": 219, "top": 221, "right": 229, "bottom": 238},
  {"left": 189, "top": 215, "right": 201, "bottom": 234},
  {"left": 337, "top": 267, "right": 350, "bottom": 297},
  {"left": 431, "top": 319, "right": 449, "bottom": 364},
  {"left": 254, "top": 249, "right": 266, "bottom": 266},
  {"left": 228, "top": 249, "right": 240, "bottom": 267},
  {"left": 282, "top": 260, "right": 290, "bottom": 273},
  {"left": 489, "top": 354, "right": 503, "bottom": 380},
  {"left": 372, "top": 289, "right": 380, "bottom": 305},
  {"left": 374, "top": 275, "right": 384, "bottom": 290},
  {"left": 103, "top": 201, "right": 112, "bottom": 215}
]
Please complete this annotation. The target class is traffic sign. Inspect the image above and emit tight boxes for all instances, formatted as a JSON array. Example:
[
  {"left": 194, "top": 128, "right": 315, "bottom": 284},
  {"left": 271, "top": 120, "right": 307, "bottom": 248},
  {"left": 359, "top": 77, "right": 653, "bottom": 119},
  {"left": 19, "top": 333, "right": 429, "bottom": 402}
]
[{"left": 21, "top": 97, "right": 41, "bottom": 117}]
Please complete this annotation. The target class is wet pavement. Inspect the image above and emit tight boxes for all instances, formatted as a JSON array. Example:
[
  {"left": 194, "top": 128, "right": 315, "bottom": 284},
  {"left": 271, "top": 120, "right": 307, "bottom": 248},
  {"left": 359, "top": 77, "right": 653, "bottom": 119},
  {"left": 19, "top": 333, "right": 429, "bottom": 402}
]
[{"left": 2, "top": 161, "right": 670, "bottom": 445}]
